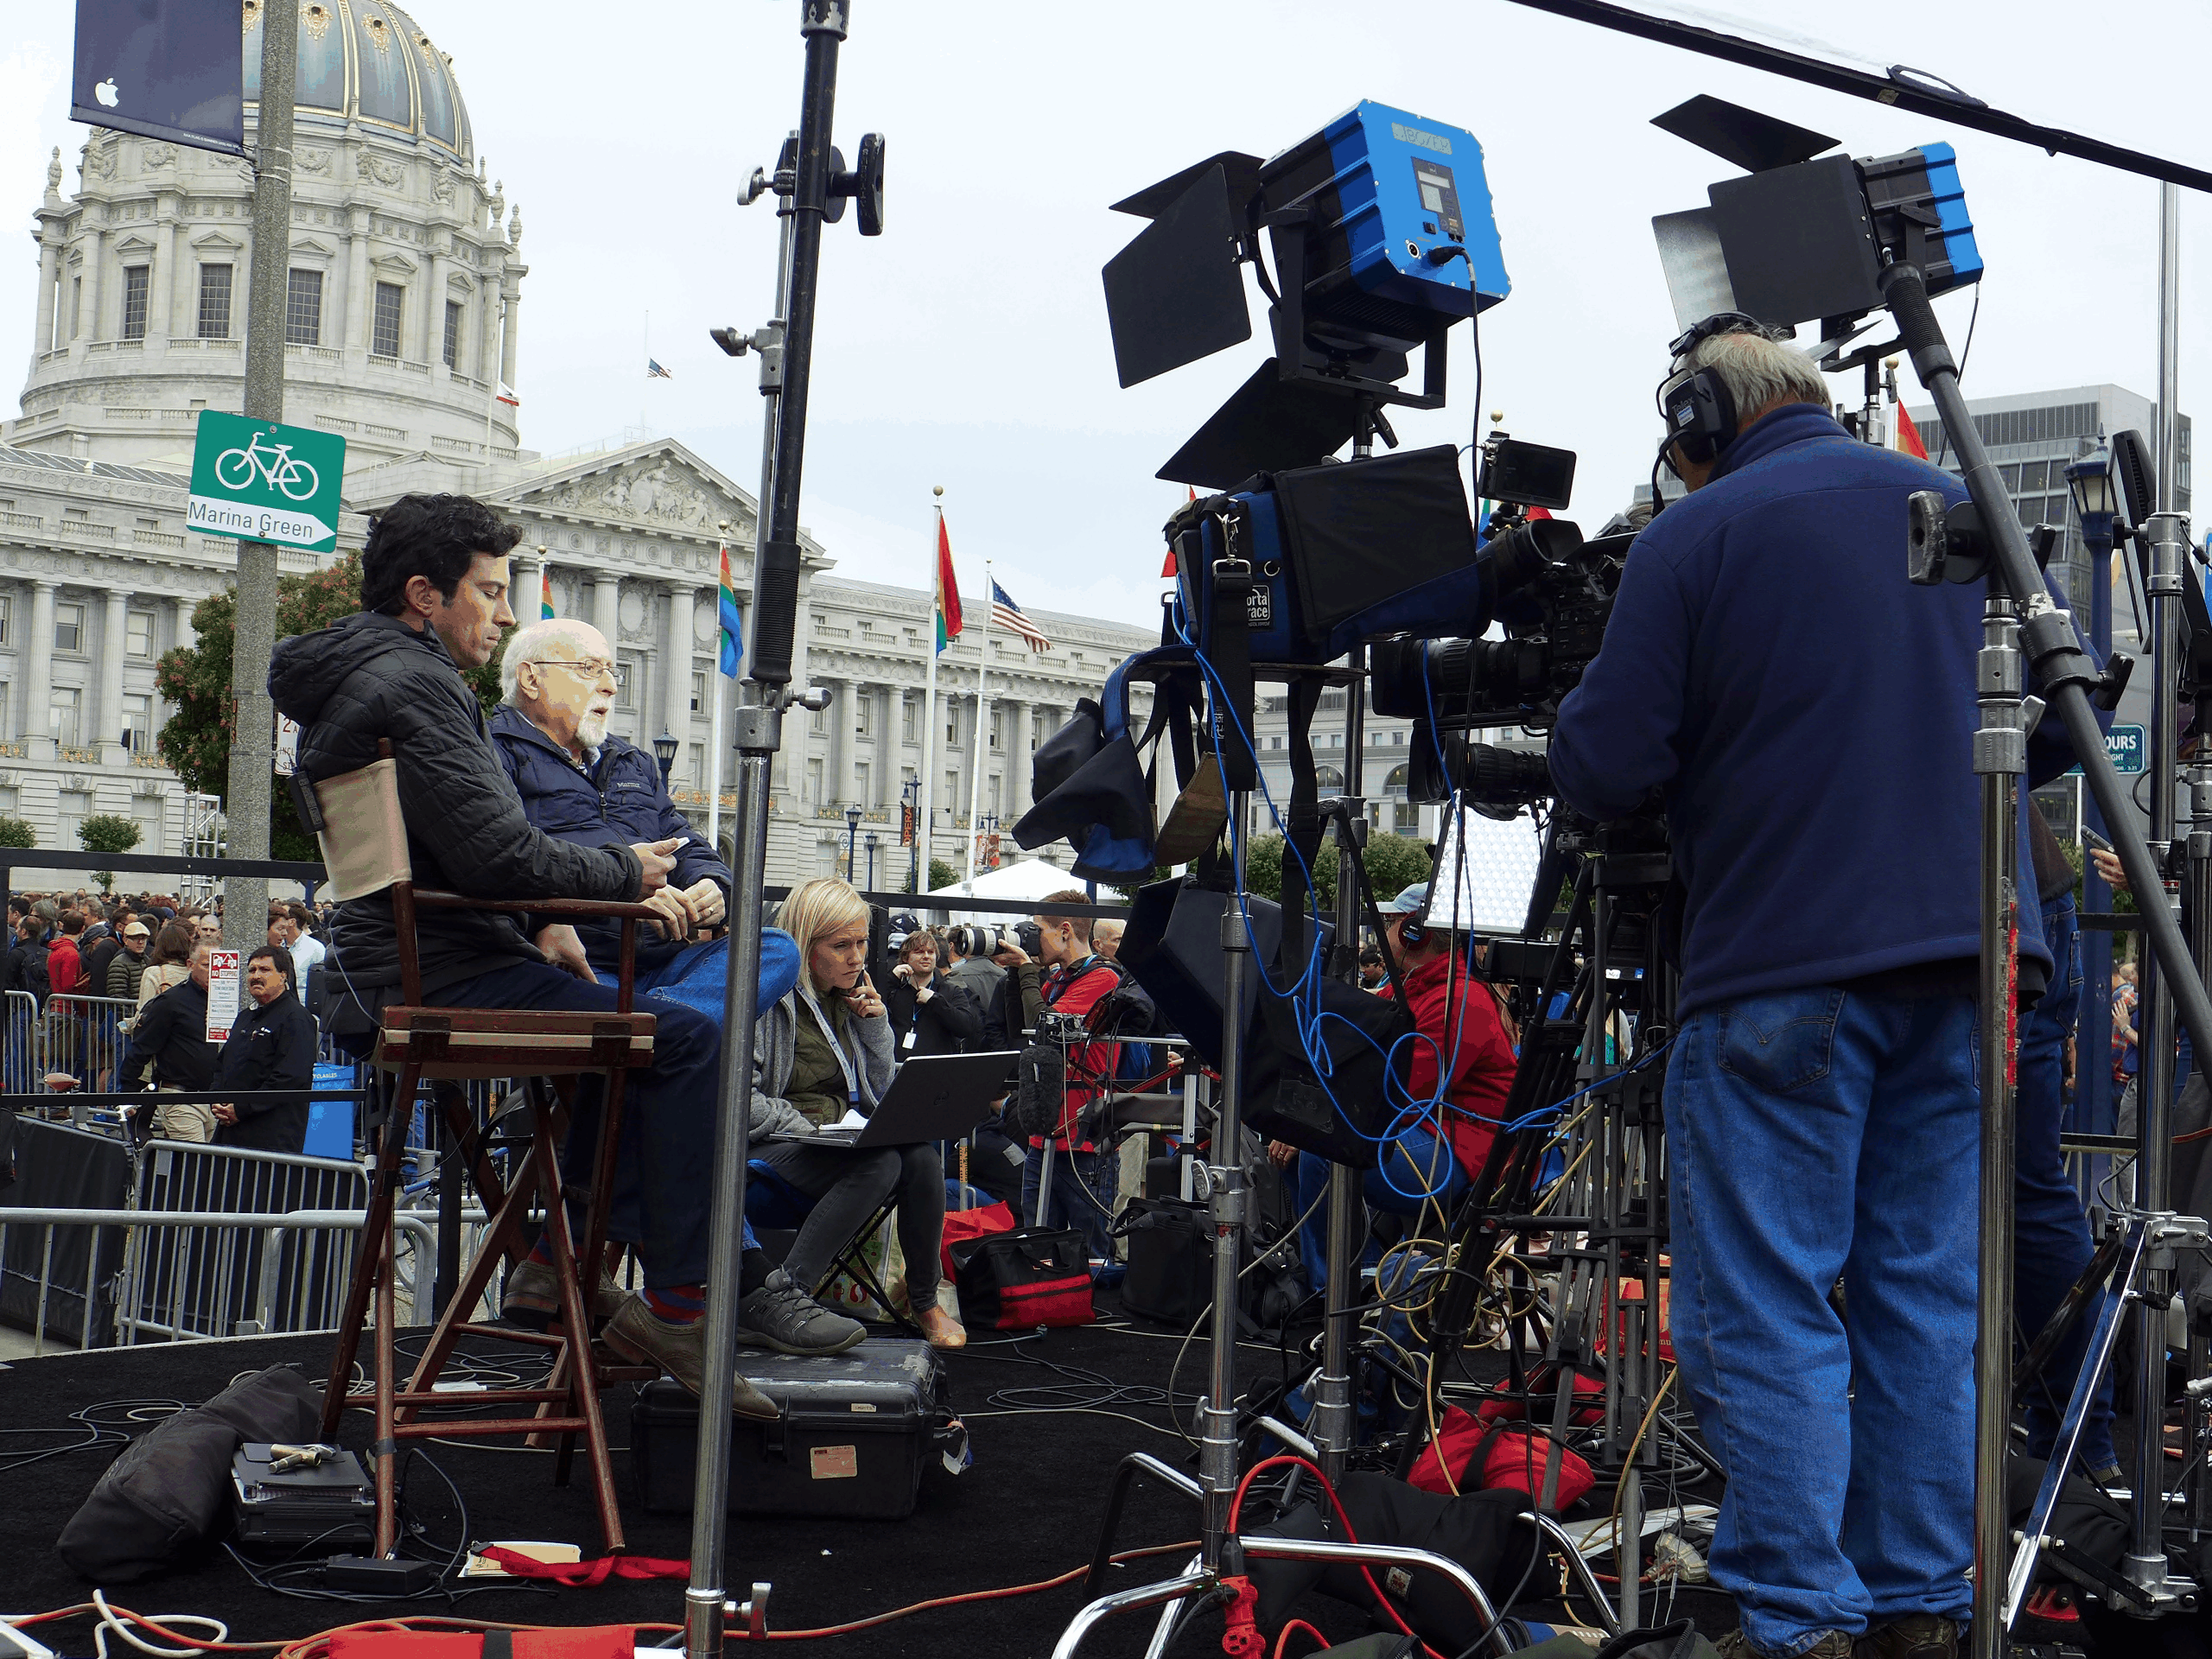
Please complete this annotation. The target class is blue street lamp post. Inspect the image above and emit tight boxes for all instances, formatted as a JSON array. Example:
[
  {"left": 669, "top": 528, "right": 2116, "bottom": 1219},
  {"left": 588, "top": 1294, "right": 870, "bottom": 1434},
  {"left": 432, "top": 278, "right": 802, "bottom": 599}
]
[
  {"left": 2068, "top": 448, "right": 2119, "bottom": 1133},
  {"left": 845, "top": 804, "right": 862, "bottom": 886}
]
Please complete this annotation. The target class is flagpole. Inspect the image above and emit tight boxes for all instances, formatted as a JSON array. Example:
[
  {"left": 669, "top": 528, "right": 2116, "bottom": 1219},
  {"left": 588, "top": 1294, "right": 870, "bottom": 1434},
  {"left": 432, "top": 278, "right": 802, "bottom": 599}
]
[
  {"left": 963, "top": 558, "right": 992, "bottom": 892},
  {"left": 709, "top": 520, "right": 729, "bottom": 849},
  {"left": 922, "top": 496, "right": 943, "bottom": 896}
]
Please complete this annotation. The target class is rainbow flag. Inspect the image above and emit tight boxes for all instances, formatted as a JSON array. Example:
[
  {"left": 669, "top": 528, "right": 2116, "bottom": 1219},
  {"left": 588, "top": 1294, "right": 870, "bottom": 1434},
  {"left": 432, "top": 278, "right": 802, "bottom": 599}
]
[
  {"left": 540, "top": 568, "right": 555, "bottom": 620},
  {"left": 719, "top": 540, "right": 743, "bottom": 677},
  {"left": 933, "top": 511, "right": 963, "bottom": 655}
]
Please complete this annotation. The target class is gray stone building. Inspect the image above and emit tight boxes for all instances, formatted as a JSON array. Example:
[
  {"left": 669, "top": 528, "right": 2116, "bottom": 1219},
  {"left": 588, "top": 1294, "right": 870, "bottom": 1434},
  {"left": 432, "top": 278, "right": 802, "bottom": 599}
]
[{"left": 2, "top": 0, "right": 1150, "bottom": 888}]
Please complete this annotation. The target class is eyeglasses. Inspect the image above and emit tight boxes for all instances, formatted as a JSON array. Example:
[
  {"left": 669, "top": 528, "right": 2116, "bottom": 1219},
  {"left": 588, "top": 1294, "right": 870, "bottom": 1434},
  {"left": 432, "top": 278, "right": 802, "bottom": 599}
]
[{"left": 540, "top": 657, "right": 625, "bottom": 688}]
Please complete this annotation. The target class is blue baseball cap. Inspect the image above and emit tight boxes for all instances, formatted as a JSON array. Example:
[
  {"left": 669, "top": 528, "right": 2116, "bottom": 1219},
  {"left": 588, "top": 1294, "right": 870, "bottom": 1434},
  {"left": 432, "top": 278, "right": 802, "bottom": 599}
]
[{"left": 1377, "top": 881, "right": 1429, "bottom": 916}]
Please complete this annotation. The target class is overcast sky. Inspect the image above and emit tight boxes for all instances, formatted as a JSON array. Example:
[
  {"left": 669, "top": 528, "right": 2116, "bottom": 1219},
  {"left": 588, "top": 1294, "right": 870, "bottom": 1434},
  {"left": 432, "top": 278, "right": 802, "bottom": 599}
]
[{"left": 5, "top": 2, "right": 2209, "bottom": 629}]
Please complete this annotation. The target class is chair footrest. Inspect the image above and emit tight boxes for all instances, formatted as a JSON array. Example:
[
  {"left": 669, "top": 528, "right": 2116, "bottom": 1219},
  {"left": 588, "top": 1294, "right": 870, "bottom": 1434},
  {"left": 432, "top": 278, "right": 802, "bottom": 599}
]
[
  {"left": 391, "top": 1416, "right": 591, "bottom": 1440},
  {"left": 375, "top": 1007, "right": 655, "bottom": 1073}
]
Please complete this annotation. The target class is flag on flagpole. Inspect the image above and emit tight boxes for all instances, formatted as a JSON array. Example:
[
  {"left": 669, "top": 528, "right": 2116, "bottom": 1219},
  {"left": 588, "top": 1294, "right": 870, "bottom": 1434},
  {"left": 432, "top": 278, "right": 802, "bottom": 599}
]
[
  {"left": 540, "top": 568, "right": 555, "bottom": 620},
  {"left": 719, "top": 541, "right": 744, "bottom": 677},
  {"left": 990, "top": 580, "right": 1052, "bottom": 652},
  {"left": 933, "top": 512, "right": 963, "bottom": 654},
  {"left": 646, "top": 359, "right": 672, "bottom": 379},
  {"left": 496, "top": 382, "right": 520, "bottom": 408},
  {"left": 1895, "top": 403, "right": 1929, "bottom": 461}
]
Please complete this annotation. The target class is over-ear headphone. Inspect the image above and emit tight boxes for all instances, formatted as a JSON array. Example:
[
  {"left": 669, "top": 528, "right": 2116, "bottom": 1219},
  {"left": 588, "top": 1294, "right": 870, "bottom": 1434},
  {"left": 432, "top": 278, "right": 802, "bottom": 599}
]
[
  {"left": 1398, "top": 912, "right": 1427, "bottom": 948},
  {"left": 1655, "top": 311, "right": 1783, "bottom": 473}
]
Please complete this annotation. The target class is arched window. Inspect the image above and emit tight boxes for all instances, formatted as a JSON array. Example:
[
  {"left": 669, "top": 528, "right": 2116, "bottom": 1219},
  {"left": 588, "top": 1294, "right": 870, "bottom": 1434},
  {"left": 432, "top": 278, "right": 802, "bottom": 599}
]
[
  {"left": 1384, "top": 763, "right": 1409, "bottom": 797},
  {"left": 1314, "top": 766, "right": 1345, "bottom": 791}
]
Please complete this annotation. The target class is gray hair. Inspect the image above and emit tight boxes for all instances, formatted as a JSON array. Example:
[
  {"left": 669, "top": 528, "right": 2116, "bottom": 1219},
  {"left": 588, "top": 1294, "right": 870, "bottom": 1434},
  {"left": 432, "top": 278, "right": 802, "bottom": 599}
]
[
  {"left": 499, "top": 618, "right": 606, "bottom": 704},
  {"left": 1675, "top": 328, "right": 1831, "bottom": 421}
]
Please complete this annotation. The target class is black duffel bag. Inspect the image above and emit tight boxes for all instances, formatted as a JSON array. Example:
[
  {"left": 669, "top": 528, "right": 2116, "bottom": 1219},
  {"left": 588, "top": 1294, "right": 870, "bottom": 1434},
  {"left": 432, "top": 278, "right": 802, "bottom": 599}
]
[
  {"left": 950, "top": 1225, "right": 1096, "bottom": 1331},
  {"left": 59, "top": 1364, "right": 322, "bottom": 1581},
  {"left": 1116, "top": 1197, "right": 1211, "bottom": 1325}
]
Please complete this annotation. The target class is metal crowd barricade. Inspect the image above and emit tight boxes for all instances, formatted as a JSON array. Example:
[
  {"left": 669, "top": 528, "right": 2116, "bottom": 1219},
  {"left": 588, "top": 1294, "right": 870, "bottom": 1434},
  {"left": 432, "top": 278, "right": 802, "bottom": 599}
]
[
  {"left": 3, "top": 989, "right": 41, "bottom": 1092},
  {"left": 44, "top": 994, "right": 138, "bottom": 1091},
  {"left": 0, "top": 1206, "right": 454, "bottom": 1355}
]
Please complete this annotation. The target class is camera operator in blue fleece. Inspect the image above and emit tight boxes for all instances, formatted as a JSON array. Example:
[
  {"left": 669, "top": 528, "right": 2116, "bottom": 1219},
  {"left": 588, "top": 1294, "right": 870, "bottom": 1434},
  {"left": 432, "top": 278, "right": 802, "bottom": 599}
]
[{"left": 1548, "top": 317, "right": 2101, "bottom": 1659}]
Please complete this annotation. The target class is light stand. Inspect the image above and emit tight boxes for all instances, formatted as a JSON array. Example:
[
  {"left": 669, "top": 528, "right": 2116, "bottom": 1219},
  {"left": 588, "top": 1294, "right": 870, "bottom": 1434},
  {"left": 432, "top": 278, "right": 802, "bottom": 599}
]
[
  {"left": 1885, "top": 261, "right": 2212, "bottom": 1650},
  {"left": 686, "top": 4, "right": 880, "bottom": 1653},
  {"left": 2069, "top": 449, "right": 2119, "bottom": 1136}
]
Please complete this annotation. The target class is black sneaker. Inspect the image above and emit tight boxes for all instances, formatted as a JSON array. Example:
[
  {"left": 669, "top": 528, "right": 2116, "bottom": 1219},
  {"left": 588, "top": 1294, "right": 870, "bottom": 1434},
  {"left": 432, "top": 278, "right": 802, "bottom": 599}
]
[{"left": 739, "top": 1269, "right": 867, "bottom": 1356}]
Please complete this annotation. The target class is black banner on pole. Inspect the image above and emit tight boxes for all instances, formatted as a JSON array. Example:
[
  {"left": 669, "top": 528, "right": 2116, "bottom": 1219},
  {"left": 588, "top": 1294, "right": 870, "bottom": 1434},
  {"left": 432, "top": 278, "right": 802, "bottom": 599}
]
[{"left": 72, "top": 0, "right": 245, "bottom": 158}]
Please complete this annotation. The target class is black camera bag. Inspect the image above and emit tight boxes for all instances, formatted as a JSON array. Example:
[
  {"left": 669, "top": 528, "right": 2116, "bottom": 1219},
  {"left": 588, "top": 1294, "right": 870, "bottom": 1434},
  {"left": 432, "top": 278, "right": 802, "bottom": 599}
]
[{"left": 1115, "top": 1197, "right": 1212, "bottom": 1325}]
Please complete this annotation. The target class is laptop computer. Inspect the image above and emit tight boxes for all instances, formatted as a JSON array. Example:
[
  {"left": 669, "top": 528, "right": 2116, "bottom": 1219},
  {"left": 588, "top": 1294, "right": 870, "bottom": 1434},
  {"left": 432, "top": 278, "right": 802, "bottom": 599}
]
[{"left": 768, "top": 1049, "right": 1020, "bottom": 1150}]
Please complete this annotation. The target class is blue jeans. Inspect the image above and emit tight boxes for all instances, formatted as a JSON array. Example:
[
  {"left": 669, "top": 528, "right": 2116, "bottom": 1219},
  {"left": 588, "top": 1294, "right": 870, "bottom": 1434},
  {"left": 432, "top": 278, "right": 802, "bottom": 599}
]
[
  {"left": 1291, "top": 1127, "right": 1470, "bottom": 1294},
  {"left": 2014, "top": 893, "right": 2117, "bottom": 1471},
  {"left": 441, "top": 959, "right": 721, "bottom": 1289},
  {"left": 1021, "top": 1144, "right": 1118, "bottom": 1263},
  {"left": 1669, "top": 985, "right": 1978, "bottom": 1652}
]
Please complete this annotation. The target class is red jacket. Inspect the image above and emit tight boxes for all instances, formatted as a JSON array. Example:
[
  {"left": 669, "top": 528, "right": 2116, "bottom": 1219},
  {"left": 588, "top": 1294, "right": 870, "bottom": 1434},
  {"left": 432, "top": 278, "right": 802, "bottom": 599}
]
[
  {"left": 48, "top": 937, "right": 82, "bottom": 996},
  {"left": 1019, "top": 956, "right": 1122, "bottom": 1152},
  {"left": 1384, "top": 951, "right": 1518, "bottom": 1179}
]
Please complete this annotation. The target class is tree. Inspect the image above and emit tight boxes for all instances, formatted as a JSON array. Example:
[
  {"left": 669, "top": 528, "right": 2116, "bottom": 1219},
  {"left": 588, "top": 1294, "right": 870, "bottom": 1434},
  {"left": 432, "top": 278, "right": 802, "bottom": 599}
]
[
  {"left": 0, "top": 816, "right": 33, "bottom": 850},
  {"left": 927, "top": 857, "right": 959, "bottom": 892},
  {"left": 156, "top": 552, "right": 509, "bottom": 860},
  {"left": 78, "top": 814, "right": 142, "bottom": 893}
]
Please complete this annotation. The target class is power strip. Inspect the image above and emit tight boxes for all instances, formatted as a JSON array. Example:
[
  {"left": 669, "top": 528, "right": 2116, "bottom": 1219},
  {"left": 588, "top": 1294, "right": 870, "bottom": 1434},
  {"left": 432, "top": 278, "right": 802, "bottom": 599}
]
[{"left": 321, "top": 1554, "right": 444, "bottom": 1594}]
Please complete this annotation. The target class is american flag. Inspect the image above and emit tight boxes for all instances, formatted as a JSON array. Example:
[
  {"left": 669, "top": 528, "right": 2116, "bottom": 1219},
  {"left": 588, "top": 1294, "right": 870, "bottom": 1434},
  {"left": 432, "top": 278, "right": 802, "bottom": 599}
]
[
  {"left": 646, "top": 359, "right": 672, "bottom": 379},
  {"left": 990, "top": 580, "right": 1051, "bottom": 652}
]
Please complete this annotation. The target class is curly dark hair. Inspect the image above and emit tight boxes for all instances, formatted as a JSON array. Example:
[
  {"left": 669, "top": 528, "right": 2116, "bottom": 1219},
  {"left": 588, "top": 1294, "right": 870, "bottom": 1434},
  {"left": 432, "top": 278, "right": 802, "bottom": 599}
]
[{"left": 359, "top": 493, "right": 522, "bottom": 615}]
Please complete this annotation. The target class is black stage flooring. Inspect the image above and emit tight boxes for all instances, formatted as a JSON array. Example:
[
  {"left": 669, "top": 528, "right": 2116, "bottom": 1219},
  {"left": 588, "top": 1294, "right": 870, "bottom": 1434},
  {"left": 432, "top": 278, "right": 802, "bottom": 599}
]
[{"left": 2, "top": 1299, "right": 1684, "bottom": 1655}]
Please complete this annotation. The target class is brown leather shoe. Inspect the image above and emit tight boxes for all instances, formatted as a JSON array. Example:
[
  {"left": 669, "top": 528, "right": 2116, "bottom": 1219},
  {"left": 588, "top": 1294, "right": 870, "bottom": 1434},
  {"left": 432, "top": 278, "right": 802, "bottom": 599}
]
[
  {"left": 505, "top": 1255, "right": 626, "bottom": 1322},
  {"left": 915, "top": 1301, "right": 967, "bottom": 1351},
  {"left": 1856, "top": 1616, "right": 1958, "bottom": 1659},
  {"left": 601, "top": 1298, "right": 779, "bottom": 1420}
]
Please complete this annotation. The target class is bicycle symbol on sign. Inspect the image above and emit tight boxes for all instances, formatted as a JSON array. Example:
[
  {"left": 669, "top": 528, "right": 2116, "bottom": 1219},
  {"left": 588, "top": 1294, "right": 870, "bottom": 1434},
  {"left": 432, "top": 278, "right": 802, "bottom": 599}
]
[{"left": 214, "top": 430, "right": 321, "bottom": 502}]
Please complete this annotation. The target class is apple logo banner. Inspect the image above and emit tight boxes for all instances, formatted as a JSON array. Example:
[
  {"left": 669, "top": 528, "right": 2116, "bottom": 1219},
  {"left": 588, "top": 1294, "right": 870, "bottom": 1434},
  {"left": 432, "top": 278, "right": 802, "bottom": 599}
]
[
  {"left": 70, "top": 0, "right": 244, "bottom": 154},
  {"left": 94, "top": 78, "right": 119, "bottom": 108}
]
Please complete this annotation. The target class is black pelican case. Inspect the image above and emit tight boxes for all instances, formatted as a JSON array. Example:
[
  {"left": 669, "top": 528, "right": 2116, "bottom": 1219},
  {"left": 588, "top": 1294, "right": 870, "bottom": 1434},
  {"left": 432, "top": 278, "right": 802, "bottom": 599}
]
[{"left": 629, "top": 1337, "right": 961, "bottom": 1519}]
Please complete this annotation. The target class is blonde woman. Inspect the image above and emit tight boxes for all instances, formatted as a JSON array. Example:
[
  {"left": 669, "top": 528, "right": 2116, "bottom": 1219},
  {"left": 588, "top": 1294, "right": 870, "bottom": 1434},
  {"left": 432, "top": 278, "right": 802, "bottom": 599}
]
[{"left": 751, "top": 878, "right": 965, "bottom": 1349}]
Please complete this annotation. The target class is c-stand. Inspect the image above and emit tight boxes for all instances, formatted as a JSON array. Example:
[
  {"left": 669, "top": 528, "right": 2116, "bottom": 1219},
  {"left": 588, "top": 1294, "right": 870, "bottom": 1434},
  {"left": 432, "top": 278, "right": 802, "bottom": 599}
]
[{"left": 684, "top": 5, "right": 882, "bottom": 1655}]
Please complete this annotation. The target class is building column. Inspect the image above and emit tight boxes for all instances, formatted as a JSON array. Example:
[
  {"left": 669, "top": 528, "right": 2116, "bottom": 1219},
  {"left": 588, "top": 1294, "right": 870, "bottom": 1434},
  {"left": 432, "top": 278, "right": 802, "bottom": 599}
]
[
  {"left": 478, "top": 275, "right": 500, "bottom": 383},
  {"left": 346, "top": 207, "right": 372, "bottom": 353},
  {"left": 24, "top": 582, "right": 54, "bottom": 753},
  {"left": 85, "top": 227, "right": 107, "bottom": 343},
  {"left": 639, "top": 644, "right": 660, "bottom": 754},
  {"left": 173, "top": 594, "right": 197, "bottom": 650},
  {"left": 591, "top": 574, "right": 620, "bottom": 653},
  {"left": 99, "top": 588, "right": 130, "bottom": 752},
  {"left": 1007, "top": 699, "right": 1033, "bottom": 815},
  {"left": 828, "top": 677, "right": 855, "bottom": 808},
  {"left": 422, "top": 247, "right": 445, "bottom": 365},
  {"left": 509, "top": 549, "right": 537, "bottom": 623},
  {"left": 34, "top": 238, "right": 60, "bottom": 355},
  {"left": 150, "top": 205, "right": 179, "bottom": 338},
  {"left": 662, "top": 586, "right": 697, "bottom": 779},
  {"left": 499, "top": 280, "right": 520, "bottom": 388}
]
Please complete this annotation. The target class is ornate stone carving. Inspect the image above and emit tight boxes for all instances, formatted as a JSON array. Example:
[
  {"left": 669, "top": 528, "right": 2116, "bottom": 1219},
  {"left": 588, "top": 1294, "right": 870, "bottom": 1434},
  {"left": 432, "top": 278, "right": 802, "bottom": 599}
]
[
  {"left": 302, "top": 3, "right": 334, "bottom": 41},
  {"left": 298, "top": 147, "right": 333, "bottom": 175},
  {"left": 355, "top": 150, "right": 405, "bottom": 188},
  {"left": 431, "top": 169, "right": 455, "bottom": 205},
  {"left": 46, "top": 146, "right": 61, "bottom": 196},
  {"left": 87, "top": 141, "right": 117, "bottom": 182},
  {"left": 142, "top": 143, "right": 176, "bottom": 169}
]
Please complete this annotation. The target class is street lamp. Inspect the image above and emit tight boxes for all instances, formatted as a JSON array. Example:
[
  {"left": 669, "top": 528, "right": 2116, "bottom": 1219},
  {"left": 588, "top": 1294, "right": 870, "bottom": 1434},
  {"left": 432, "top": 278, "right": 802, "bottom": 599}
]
[
  {"left": 865, "top": 831, "right": 879, "bottom": 893},
  {"left": 652, "top": 729, "right": 678, "bottom": 786},
  {"left": 845, "top": 804, "right": 862, "bottom": 884},
  {"left": 2065, "top": 446, "right": 2119, "bottom": 1135}
]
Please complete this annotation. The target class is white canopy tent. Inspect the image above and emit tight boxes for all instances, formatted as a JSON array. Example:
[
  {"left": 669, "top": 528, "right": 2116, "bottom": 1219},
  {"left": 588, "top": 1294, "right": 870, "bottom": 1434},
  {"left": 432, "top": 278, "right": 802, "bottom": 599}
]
[{"left": 918, "top": 857, "right": 1084, "bottom": 923}]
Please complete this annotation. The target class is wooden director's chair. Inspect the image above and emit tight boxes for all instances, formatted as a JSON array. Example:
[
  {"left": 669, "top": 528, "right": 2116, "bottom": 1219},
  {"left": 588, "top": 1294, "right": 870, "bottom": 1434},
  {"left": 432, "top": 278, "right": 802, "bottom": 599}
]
[{"left": 310, "top": 742, "right": 663, "bottom": 1554}]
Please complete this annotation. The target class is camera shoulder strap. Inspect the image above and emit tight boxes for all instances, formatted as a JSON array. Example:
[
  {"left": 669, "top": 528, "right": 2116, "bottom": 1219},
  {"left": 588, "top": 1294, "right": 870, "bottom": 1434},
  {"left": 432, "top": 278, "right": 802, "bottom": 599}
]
[
  {"left": 1274, "top": 675, "right": 1327, "bottom": 974},
  {"left": 1209, "top": 509, "right": 1258, "bottom": 793}
]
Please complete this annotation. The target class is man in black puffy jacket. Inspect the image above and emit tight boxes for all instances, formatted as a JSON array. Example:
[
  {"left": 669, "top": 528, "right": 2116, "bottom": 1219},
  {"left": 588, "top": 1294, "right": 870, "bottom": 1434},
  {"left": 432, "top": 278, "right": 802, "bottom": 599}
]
[{"left": 268, "top": 493, "right": 777, "bottom": 1416}]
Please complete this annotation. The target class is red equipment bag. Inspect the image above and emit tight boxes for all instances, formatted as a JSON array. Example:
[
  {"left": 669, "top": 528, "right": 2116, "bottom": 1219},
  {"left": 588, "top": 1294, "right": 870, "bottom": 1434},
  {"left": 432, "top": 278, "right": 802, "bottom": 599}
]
[
  {"left": 327, "top": 1630, "right": 634, "bottom": 1659},
  {"left": 1408, "top": 1405, "right": 1595, "bottom": 1510},
  {"left": 1475, "top": 1363, "right": 1606, "bottom": 1427},
  {"left": 939, "top": 1198, "right": 1017, "bottom": 1281},
  {"left": 950, "top": 1225, "right": 1095, "bottom": 1330}
]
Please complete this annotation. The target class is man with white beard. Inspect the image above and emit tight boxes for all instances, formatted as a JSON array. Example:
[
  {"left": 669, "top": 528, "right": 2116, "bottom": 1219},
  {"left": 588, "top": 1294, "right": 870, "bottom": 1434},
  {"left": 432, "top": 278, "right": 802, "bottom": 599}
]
[{"left": 490, "top": 618, "right": 789, "bottom": 1005}]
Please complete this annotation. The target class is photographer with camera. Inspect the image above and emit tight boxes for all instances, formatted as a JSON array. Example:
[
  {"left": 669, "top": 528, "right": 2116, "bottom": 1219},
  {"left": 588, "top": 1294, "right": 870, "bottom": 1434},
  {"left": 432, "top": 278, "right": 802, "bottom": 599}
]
[
  {"left": 1546, "top": 318, "right": 2092, "bottom": 1659},
  {"left": 997, "top": 892, "right": 1123, "bottom": 1261}
]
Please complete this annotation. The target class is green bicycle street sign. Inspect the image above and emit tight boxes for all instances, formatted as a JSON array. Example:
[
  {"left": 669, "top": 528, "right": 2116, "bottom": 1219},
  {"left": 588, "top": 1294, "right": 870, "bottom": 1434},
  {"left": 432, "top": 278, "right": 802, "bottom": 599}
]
[{"left": 187, "top": 410, "right": 346, "bottom": 552}]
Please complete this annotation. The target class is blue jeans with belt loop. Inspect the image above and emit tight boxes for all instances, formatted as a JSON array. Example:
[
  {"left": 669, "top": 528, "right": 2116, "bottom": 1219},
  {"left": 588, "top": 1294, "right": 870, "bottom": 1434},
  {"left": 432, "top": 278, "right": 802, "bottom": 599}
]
[{"left": 1667, "top": 983, "right": 1978, "bottom": 1654}]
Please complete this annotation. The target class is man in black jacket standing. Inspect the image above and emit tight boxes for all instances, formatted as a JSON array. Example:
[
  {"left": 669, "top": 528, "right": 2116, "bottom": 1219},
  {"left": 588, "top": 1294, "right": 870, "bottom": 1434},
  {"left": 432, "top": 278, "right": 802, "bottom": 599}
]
[
  {"left": 114, "top": 940, "right": 219, "bottom": 1142},
  {"left": 268, "top": 493, "right": 774, "bottom": 1416},
  {"left": 210, "top": 947, "right": 317, "bottom": 1154}
]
